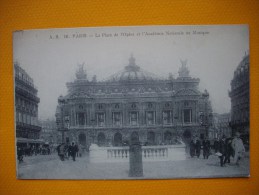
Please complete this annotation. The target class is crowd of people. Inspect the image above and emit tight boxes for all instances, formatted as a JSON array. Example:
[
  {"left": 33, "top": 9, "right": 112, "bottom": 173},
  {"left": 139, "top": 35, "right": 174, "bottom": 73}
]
[
  {"left": 16, "top": 141, "right": 86, "bottom": 163},
  {"left": 57, "top": 142, "right": 84, "bottom": 161},
  {"left": 17, "top": 132, "right": 246, "bottom": 168},
  {"left": 17, "top": 144, "right": 51, "bottom": 163},
  {"left": 189, "top": 132, "right": 246, "bottom": 167}
]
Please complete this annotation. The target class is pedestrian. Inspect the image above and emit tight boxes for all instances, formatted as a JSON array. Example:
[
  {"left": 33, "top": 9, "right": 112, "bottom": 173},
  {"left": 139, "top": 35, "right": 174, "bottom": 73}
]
[
  {"left": 78, "top": 144, "right": 83, "bottom": 157},
  {"left": 64, "top": 144, "right": 69, "bottom": 159},
  {"left": 202, "top": 137, "right": 211, "bottom": 159},
  {"left": 17, "top": 147, "right": 23, "bottom": 163},
  {"left": 195, "top": 138, "right": 201, "bottom": 158},
  {"left": 231, "top": 132, "right": 245, "bottom": 166},
  {"left": 71, "top": 142, "right": 78, "bottom": 161},
  {"left": 190, "top": 138, "right": 196, "bottom": 158},
  {"left": 214, "top": 138, "right": 219, "bottom": 153},
  {"left": 68, "top": 144, "right": 73, "bottom": 159},
  {"left": 224, "top": 138, "right": 232, "bottom": 164},
  {"left": 218, "top": 135, "right": 226, "bottom": 167}
]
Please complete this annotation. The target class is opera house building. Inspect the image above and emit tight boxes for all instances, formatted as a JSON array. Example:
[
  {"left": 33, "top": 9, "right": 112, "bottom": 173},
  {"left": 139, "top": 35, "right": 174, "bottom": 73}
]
[{"left": 56, "top": 56, "right": 213, "bottom": 147}]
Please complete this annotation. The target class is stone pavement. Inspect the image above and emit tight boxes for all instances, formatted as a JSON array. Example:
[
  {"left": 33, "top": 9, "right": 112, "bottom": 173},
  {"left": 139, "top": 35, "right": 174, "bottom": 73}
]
[{"left": 17, "top": 153, "right": 249, "bottom": 180}]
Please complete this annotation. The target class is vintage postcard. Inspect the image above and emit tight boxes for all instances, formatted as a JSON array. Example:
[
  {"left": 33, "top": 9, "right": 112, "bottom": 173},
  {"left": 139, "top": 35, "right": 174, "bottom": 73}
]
[{"left": 13, "top": 25, "right": 249, "bottom": 179}]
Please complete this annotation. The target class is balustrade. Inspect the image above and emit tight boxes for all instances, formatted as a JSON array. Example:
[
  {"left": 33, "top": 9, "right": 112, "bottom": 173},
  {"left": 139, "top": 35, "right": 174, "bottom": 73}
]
[
  {"left": 90, "top": 144, "right": 185, "bottom": 163},
  {"left": 107, "top": 148, "right": 129, "bottom": 159},
  {"left": 106, "top": 146, "right": 168, "bottom": 160}
]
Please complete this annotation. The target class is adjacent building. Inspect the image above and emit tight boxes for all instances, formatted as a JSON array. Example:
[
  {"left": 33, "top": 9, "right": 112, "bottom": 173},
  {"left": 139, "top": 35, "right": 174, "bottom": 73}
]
[
  {"left": 15, "top": 62, "right": 42, "bottom": 148},
  {"left": 229, "top": 54, "right": 249, "bottom": 138},
  {"left": 210, "top": 113, "right": 232, "bottom": 139},
  {"left": 40, "top": 119, "right": 61, "bottom": 145},
  {"left": 56, "top": 56, "right": 213, "bottom": 147},
  {"left": 218, "top": 113, "right": 231, "bottom": 138}
]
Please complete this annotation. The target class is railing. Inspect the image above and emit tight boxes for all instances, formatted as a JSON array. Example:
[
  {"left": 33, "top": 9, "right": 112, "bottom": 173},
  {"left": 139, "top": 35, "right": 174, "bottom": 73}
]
[
  {"left": 142, "top": 147, "right": 168, "bottom": 158},
  {"left": 107, "top": 148, "right": 129, "bottom": 159},
  {"left": 107, "top": 147, "right": 168, "bottom": 159},
  {"left": 90, "top": 144, "right": 185, "bottom": 163}
]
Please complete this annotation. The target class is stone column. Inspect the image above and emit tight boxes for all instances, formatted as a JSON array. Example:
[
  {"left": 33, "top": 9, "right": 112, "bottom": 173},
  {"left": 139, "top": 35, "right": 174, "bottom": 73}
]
[{"left": 128, "top": 141, "right": 143, "bottom": 177}]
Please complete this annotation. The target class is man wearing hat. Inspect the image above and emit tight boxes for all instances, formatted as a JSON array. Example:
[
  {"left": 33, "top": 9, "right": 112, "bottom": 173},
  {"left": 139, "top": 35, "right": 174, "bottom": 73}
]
[{"left": 231, "top": 132, "right": 245, "bottom": 166}]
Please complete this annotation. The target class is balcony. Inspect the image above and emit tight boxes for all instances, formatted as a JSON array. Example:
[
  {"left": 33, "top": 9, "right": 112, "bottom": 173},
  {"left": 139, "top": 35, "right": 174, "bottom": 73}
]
[{"left": 16, "top": 122, "right": 42, "bottom": 131}]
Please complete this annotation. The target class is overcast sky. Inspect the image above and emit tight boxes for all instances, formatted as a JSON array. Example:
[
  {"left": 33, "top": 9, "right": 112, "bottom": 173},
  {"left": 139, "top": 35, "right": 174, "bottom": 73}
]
[{"left": 13, "top": 25, "right": 249, "bottom": 120}]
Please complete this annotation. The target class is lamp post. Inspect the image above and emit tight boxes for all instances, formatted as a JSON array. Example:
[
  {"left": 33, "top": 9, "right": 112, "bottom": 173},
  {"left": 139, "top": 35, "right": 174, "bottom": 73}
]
[
  {"left": 174, "top": 116, "right": 179, "bottom": 136},
  {"left": 61, "top": 116, "right": 70, "bottom": 143},
  {"left": 90, "top": 119, "right": 96, "bottom": 144}
]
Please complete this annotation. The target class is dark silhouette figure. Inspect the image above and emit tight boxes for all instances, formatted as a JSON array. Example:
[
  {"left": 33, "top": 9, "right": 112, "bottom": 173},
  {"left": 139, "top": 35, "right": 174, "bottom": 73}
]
[
  {"left": 218, "top": 136, "right": 227, "bottom": 167},
  {"left": 202, "top": 138, "right": 211, "bottom": 159},
  {"left": 195, "top": 139, "right": 201, "bottom": 158},
  {"left": 190, "top": 140, "right": 196, "bottom": 158},
  {"left": 214, "top": 138, "right": 219, "bottom": 153},
  {"left": 190, "top": 137, "right": 201, "bottom": 158},
  {"left": 17, "top": 147, "right": 23, "bottom": 163},
  {"left": 70, "top": 142, "right": 78, "bottom": 161},
  {"left": 224, "top": 138, "right": 233, "bottom": 164}
]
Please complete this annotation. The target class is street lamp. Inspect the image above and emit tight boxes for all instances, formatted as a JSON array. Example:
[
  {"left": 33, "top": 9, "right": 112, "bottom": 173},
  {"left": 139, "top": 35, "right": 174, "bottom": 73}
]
[
  {"left": 90, "top": 119, "right": 96, "bottom": 144},
  {"left": 61, "top": 116, "right": 70, "bottom": 143}
]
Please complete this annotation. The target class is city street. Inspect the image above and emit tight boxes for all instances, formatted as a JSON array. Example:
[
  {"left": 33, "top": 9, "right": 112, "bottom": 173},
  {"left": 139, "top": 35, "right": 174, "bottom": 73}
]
[{"left": 17, "top": 152, "right": 249, "bottom": 179}]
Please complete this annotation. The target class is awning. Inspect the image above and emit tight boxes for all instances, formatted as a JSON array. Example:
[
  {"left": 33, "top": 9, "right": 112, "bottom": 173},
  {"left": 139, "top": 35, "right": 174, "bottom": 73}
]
[{"left": 16, "top": 138, "right": 44, "bottom": 144}]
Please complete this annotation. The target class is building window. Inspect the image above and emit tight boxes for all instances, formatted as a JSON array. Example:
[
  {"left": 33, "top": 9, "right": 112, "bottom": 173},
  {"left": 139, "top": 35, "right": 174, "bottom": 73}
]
[
  {"left": 77, "top": 113, "right": 86, "bottom": 125},
  {"left": 115, "top": 104, "right": 120, "bottom": 109},
  {"left": 97, "top": 113, "right": 105, "bottom": 126},
  {"left": 130, "top": 111, "right": 138, "bottom": 126},
  {"left": 184, "top": 101, "right": 189, "bottom": 106},
  {"left": 148, "top": 103, "right": 153, "bottom": 109},
  {"left": 146, "top": 111, "right": 155, "bottom": 125},
  {"left": 163, "top": 111, "right": 172, "bottom": 124},
  {"left": 113, "top": 112, "right": 122, "bottom": 126},
  {"left": 22, "top": 114, "right": 26, "bottom": 123},
  {"left": 184, "top": 109, "right": 192, "bottom": 123},
  {"left": 26, "top": 114, "right": 30, "bottom": 124},
  {"left": 131, "top": 103, "right": 136, "bottom": 109},
  {"left": 98, "top": 104, "right": 103, "bottom": 110}
]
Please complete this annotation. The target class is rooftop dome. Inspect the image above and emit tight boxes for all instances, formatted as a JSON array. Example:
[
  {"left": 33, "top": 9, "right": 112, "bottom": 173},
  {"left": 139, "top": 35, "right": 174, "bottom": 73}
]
[{"left": 105, "top": 55, "right": 161, "bottom": 82}]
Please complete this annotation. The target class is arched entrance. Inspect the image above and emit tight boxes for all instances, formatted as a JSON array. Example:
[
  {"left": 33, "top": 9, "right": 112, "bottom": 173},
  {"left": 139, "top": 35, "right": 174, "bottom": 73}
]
[
  {"left": 182, "top": 129, "right": 192, "bottom": 144},
  {"left": 97, "top": 132, "right": 106, "bottom": 146},
  {"left": 131, "top": 131, "right": 139, "bottom": 143},
  {"left": 78, "top": 133, "right": 86, "bottom": 146},
  {"left": 183, "top": 130, "right": 192, "bottom": 139},
  {"left": 164, "top": 131, "right": 172, "bottom": 145},
  {"left": 147, "top": 131, "right": 155, "bottom": 145},
  {"left": 113, "top": 132, "right": 123, "bottom": 146}
]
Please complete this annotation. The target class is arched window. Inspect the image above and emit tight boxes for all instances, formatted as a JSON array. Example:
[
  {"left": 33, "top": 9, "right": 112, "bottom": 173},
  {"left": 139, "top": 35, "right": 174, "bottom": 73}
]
[
  {"left": 164, "top": 131, "right": 172, "bottom": 145},
  {"left": 78, "top": 133, "right": 87, "bottom": 146},
  {"left": 114, "top": 132, "right": 123, "bottom": 146},
  {"left": 131, "top": 131, "right": 139, "bottom": 143},
  {"left": 97, "top": 132, "right": 106, "bottom": 146},
  {"left": 147, "top": 131, "right": 155, "bottom": 145}
]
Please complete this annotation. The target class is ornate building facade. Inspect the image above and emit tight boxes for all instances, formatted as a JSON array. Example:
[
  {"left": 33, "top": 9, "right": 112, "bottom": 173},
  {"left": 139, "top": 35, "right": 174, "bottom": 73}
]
[
  {"left": 56, "top": 56, "right": 212, "bottom": 147},
  {"left": 229, "top": 54, "right": 249, "bottom": 137},
  {"left": 15, "top": 62, "right": 42, "bottom": 147}
]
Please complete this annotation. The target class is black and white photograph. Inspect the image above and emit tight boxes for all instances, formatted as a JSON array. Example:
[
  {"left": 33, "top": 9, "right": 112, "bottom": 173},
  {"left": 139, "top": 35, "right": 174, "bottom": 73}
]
[{"left": 13, "top": 25, "right": 249, "bottom": 179}]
